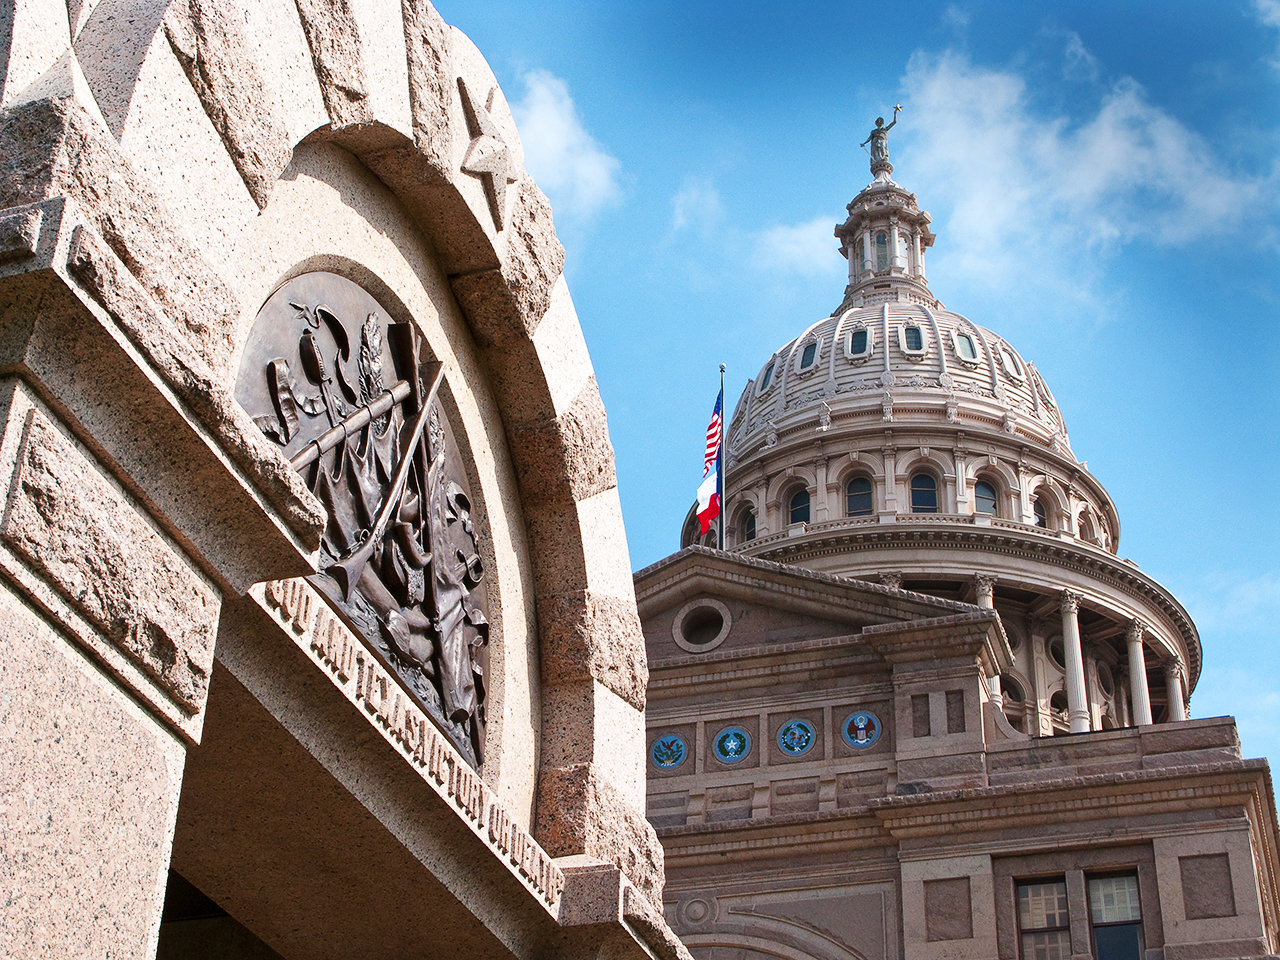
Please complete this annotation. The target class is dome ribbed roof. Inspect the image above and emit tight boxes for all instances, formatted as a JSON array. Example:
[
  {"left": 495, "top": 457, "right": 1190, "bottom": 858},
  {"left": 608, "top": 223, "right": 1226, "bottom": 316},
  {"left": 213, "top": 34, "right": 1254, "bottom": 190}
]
[{"left": 726, "top": 301, "right": 1071, "bottom": 466}]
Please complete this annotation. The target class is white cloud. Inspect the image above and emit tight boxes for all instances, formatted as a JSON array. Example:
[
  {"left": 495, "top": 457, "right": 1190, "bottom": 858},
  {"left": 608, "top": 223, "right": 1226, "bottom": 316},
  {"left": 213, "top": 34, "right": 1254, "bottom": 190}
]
[
  {"left": 671, "top": 178, "right": 722, "bottom": 234},
  {"left": 511, "top": 70, "right": 621, "bottom": 224},
  {"left": 897, "top": 50, "right": 1271, "bottom": 305},
  {"left": 1257, "top": 0, "right": 1280, "bottom": 69},
  {"left": 752, "top": 216, "right": 844, "bottom": 278},
  {"left": 1061, "top": 31, "right": 1099, "bottom": 83}
]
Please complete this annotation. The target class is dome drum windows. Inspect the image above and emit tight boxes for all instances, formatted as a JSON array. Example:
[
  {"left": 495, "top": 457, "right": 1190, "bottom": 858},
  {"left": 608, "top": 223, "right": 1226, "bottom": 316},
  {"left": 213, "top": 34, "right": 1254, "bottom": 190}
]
[
  {"left": 846, "top": 476, "right": 873, "bottom": 517},
  {"left": 974, "top": 479, "right": 999, "bottom": 517},
  {"left": 788, "top": 488, "right": 811, "bottom": 525},
  {"left": 1032, "top": 495, "right": 1050, "bottom": 529},
  {"left": 844, "top": 323, "right": 873, "bottom": 362},
  {"left": 875, "top": 232, "right": 889, "bottom": 272},
  {"left": 897, "top": 322, "right": 927, "bottom": 359},
  {"left": 909, "top": 473, "right": 938, "bottom": 514}
]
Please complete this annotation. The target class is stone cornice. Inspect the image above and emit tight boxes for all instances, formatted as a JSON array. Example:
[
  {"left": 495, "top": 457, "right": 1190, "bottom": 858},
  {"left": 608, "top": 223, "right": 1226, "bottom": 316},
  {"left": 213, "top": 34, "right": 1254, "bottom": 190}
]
[
  {"left": 868, "top": 759, "right": 1273, "bottom": 838},
  {"left": 634, "top": 545, "right": 980, "bottom": 625},
  {"left": 862, "top": 608, "right": 1010, "bottom": 673},
  {"left": 742, "top": 520, "right": 1201, "bottom": 689},
  {"left": 655, "top": 760, "right": 1279, "bottom": 885}
]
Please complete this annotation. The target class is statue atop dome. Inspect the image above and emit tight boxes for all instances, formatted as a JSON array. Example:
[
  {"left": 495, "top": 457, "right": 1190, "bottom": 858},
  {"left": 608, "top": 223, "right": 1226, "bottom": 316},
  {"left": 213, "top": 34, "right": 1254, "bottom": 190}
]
[{"left": 861, "top": 105, "right": 901, "bottom": 178}]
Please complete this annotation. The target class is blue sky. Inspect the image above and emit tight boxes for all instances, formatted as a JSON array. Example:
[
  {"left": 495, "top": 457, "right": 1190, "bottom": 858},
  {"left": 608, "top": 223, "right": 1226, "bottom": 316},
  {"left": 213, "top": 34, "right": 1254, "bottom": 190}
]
[{"left": 436, "top": 2, "right": 1280, "bottom": 763}]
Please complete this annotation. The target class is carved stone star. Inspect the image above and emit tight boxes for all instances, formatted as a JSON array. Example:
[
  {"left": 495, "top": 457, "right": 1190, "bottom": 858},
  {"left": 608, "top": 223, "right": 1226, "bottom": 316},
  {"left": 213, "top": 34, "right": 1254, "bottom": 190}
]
[{"left": 458, "top": 78, "right": 514, "bottom": 230}]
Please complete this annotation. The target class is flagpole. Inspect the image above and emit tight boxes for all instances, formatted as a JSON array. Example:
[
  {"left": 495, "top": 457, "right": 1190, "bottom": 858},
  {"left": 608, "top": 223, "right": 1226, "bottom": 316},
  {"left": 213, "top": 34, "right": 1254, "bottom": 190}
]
[{"left": 718, "top": 363, "right": 726, "bottom": 551}]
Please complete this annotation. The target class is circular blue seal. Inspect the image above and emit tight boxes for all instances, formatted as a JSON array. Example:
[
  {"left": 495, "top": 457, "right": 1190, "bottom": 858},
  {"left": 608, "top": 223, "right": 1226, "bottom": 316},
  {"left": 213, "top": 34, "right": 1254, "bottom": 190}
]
[
  {"left": 841, "top": 711, "right": 882, "bottom": 748},
  {"left": 650, "top": 735, "right": 687, "bottom": 769},
  {"left": 713, "top": 726, "right": 752, "bottom": 763},
  {"left": 776, "top": 719, "right": 815, "bottom": 756}
]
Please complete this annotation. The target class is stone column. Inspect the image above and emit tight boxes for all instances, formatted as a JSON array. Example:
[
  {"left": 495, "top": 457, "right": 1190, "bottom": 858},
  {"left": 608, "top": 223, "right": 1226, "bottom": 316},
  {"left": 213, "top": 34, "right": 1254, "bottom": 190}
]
[
  {"left": 881, "top": 446, "right": 899, "bottom": 518},
  {"left": 814, "top": 457, "right": 829, "bottom": 522},
  {"left": 1164, "top": 660, "right": 1188, "bottom": 722},
  {"left": 1126, "top": 619, "right": 1153, "bottom": 726},
  {"left": 973, "top": 575, "right": 1001, "bottom": 707},
  {"left": 1060, "top": 590, "right": 1090, "bottom": 733},
  {"left": 912, "top": 230, "right": 923, "bottom": 277},
  {"left": 888, "top": 218, "right": 901, "bottom": 272}
]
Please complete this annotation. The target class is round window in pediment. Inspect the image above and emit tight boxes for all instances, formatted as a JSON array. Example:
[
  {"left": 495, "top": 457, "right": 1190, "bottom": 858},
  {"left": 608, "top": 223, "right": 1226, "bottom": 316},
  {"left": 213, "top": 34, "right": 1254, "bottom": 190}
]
[{"left": 672, "top": 598, "right": 733, "bottom": 653}]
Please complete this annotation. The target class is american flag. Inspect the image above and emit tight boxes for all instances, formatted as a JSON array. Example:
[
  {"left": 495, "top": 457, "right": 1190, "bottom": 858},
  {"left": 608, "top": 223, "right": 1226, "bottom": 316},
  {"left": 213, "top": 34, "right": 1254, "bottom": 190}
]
[{"left": 703, "top": 389, "right": 723, "bottom": 477}]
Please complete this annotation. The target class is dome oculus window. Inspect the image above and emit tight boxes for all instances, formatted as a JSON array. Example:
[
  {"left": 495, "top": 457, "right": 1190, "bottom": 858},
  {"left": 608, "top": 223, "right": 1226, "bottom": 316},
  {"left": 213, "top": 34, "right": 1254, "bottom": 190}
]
[
  {"left": 757, "top": 361, "right": 776, "bottom": 394},
  {"left": 952, "top": 330, "right": 979, "bottom": 363},
  {"left": 909, "top": 473, "right": 938, "bottom": 514},
  {"left": 788, "top": 489, "right": 811, "bottom": 525},
  {"left": 999, "top": 346, "right": 1025, "bottom": 381},
  {"left": 898, "top": 323, "right": 926, "bottom": 358},
  {"left": 845, "top": 325, "right": 872, "bottom": 361},
  {"left": 975, "top": 480, "right": 998, "bottom": 515},
  {"left": 846, "top": 476, "right": 873, "bottom": 516},
  {"left": 798, "top": 341, "right": 818, "bottom": 371}
]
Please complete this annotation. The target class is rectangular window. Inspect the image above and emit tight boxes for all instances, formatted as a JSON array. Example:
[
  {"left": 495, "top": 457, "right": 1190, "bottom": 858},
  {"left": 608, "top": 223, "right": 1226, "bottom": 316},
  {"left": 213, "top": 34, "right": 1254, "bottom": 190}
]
[
  {"left": 1017, "top": 881, "right": 1071, "bottom": 960},
  {"left": 1089, "top": 876, "right": 1143, "bottom": 960}
]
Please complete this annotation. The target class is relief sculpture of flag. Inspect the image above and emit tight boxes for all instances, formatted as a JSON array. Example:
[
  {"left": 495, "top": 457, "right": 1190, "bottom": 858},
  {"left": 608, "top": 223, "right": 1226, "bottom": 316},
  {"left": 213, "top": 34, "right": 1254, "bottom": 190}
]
[{"left": 696, "top": 389, "right": 723, "bottom": 535}]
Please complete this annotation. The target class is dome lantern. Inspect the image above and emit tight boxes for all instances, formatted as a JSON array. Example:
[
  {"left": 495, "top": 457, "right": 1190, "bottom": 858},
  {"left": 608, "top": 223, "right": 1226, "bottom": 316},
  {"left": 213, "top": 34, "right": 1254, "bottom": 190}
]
[{"left": 837, "top": 109, "right": 936, "bottom": 313}]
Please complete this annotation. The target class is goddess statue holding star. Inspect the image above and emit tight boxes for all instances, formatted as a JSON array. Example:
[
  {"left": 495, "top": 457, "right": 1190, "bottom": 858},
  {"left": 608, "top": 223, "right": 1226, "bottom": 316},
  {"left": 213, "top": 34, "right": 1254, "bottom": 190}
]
[{"left": 861, "top": 104, "right": 902, "bottom": 166}]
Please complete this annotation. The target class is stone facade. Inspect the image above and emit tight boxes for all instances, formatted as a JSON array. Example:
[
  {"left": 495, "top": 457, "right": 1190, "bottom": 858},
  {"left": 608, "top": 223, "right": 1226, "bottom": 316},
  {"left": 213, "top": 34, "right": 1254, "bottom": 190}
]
[
  {"left": 648, "top": 159, "right": 1280, "bottom": 959},
  {"left": 0, "top": 4, "right": 683, "bottom": 959}
]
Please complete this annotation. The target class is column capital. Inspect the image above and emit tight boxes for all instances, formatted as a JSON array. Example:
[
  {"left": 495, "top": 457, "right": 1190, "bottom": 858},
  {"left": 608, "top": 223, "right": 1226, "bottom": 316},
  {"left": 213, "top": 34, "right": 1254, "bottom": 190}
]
[
  {"left": 1164, "top": 658, "right": 1185, "bottom": 682},
  {"left": 1126, "top": 618, "right": 1148, "bottom": 643},
  {"left": 972, "top": 573, "right": 998, "bottom": 599},
  {"left": 1059, "top": 589, "right": 1080, "bottom": 615},
  {"left": 879, "top": 571, "right": 904, "bottom": 590}
]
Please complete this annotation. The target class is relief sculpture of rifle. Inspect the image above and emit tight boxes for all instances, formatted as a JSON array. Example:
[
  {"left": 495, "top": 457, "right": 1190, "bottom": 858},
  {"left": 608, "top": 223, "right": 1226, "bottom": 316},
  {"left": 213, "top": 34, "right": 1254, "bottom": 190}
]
[{"left": 327, "top": 361, "right": 444, "bottom": 601}]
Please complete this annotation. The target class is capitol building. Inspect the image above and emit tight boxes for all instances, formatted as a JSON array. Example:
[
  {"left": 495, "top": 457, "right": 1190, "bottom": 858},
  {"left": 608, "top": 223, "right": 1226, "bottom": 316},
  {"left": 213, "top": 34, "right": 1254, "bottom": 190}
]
[{"left": 640, "top": 128, "right": 1279, "bottom": 960}]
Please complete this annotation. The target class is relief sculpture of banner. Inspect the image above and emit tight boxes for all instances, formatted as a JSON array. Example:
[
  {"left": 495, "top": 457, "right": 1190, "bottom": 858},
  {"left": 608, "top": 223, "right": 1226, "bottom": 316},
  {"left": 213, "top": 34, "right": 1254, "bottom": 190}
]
[{"left": 235, "top": 272, "right": 488, "bottom": 766}]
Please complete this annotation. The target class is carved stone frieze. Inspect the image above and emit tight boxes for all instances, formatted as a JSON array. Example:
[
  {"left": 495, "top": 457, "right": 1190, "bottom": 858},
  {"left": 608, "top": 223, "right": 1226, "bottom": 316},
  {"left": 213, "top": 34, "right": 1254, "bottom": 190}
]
[{"left": 236, "top": 272, "right": 490, "bottom": 766}]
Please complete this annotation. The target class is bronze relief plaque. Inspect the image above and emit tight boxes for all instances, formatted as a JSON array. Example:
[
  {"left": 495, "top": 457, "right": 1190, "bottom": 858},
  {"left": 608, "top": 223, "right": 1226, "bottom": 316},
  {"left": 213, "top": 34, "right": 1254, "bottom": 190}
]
[{"left": 235, "top": 272, "right": 489, "bottom": 766}]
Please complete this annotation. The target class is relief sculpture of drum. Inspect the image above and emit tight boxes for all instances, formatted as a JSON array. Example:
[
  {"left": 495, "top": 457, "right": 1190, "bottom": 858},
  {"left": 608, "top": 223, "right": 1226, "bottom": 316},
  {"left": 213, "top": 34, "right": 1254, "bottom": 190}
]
[{"left": 235, "top": 272, "right": 489, "bottom": 766}]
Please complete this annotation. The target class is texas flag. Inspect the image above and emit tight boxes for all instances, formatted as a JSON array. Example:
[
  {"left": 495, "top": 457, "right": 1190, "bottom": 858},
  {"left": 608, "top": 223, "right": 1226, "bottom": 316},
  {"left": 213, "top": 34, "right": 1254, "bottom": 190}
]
[{"left": 696, "top": 389, "right": 722, "bottom": 535}]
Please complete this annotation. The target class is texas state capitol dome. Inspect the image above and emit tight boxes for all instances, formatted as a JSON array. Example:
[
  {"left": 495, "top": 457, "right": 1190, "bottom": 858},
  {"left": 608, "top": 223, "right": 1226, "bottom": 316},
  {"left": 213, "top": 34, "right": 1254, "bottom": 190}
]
[{"left": 681, "top": 137, "right": 1198, "bottom": 738}]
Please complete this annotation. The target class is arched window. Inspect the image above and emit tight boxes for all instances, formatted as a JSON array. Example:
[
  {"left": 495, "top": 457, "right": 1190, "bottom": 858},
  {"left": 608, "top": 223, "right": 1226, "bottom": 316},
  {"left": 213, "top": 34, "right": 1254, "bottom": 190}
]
[
  {"left": 875, "top": 232, "right": 888, "bottom": 271},
  {"left": 904, "top": 325, "right": 923, "bottom": 351},
  {"left": 846, "top": 476, "right": 873, "bottom": 516},
  {"left": 975, "top": 480, "right": 998, "bottom": 515},
  {"left": 1032, "top": 497, "right": 1048, "bottom": 528},
  {"left": 788, "top": 489, "right": 811, "bottom": 525},
  {"left": 741, "top": 510, "right": 756, "bottom": 542},
  {"left": 910, "top": 474, "right": 938, "bottom": 514},
  {"left": 799, "top": 341, "right": 817, "bottom": 369},
  {"left": 954, "top": 331, "right": 978, "bottom": 361}
]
